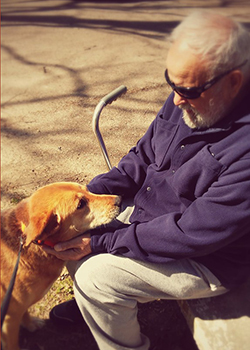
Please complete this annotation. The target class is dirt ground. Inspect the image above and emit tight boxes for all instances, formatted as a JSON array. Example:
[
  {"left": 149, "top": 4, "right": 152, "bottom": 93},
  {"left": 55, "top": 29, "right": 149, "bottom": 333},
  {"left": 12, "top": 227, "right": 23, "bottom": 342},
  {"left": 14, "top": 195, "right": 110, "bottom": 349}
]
[{"left": 1, "top": 1, "right": 250, "bottom": 349}]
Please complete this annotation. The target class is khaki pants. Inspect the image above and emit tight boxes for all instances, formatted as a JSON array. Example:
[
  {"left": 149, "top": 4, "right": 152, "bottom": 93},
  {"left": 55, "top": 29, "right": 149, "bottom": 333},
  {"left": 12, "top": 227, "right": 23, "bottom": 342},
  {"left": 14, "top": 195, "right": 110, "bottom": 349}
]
[
  {"left": 68, "top": 202, "right": 228, "bottom": 350},
  {"left": 70, "top": 254, "right": 227, "bottom": 350}
]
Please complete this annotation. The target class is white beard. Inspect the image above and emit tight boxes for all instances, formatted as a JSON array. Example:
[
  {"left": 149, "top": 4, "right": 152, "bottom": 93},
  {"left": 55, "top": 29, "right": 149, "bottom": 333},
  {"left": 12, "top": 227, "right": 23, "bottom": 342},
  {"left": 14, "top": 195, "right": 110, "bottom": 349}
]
[{"left": 180, "top": 97, "right": 227, "bottom": 129}]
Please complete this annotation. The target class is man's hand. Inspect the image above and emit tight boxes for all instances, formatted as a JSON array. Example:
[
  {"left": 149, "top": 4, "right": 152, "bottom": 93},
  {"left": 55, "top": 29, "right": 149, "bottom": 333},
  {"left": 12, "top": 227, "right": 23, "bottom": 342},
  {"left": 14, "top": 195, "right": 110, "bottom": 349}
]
[{"left": 42, "top": 233, "right": 92, "bottom": 261}]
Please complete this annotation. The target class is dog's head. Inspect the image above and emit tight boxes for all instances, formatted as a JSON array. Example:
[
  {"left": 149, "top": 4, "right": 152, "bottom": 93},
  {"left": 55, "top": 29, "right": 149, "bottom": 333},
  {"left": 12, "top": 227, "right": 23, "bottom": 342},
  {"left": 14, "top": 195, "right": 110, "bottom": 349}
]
[{"left": 20, "top": 182, "right": 121, "bottom": 247}]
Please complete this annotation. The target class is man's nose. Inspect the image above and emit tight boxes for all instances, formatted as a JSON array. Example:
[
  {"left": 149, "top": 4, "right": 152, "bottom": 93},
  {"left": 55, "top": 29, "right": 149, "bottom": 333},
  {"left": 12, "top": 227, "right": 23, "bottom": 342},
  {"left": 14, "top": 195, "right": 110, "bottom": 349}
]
[{"left": 173, "top": 91, "right": 188, "bottom": 106}]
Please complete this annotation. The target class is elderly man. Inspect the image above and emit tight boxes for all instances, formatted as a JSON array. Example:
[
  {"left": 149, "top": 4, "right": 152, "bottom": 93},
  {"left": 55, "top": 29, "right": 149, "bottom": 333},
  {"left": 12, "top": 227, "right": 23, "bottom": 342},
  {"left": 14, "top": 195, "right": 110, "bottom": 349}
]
[{"left": 45, "top": 11, "right": 250, "bottom": 350}]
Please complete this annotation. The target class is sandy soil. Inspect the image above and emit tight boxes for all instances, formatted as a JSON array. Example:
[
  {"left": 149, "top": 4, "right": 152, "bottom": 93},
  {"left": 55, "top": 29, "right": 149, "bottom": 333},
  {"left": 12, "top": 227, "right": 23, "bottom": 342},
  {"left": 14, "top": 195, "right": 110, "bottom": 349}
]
[{"left": 2, "top": 0, "right": 250, "bottom": 209}]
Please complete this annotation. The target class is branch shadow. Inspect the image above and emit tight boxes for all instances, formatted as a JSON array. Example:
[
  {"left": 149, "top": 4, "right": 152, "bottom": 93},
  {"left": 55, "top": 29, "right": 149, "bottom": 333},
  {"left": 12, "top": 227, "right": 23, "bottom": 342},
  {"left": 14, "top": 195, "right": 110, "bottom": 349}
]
[{"left": 1, "top": 44, "right": 87, "bottom": 108}]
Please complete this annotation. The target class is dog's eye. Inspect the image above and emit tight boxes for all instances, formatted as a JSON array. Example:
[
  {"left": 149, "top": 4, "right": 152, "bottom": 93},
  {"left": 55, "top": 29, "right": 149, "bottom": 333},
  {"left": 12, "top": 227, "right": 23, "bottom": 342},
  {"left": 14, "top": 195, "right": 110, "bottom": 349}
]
[{"left": 77, "top": 198, "right": 87, "bottom": 210}]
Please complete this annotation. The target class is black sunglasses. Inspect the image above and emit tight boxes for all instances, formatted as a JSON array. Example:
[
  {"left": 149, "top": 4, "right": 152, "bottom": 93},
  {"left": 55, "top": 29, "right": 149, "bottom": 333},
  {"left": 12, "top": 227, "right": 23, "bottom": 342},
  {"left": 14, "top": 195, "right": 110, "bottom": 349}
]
[{"left": 165, "top": 60, "right": 248, "bottom": 100}]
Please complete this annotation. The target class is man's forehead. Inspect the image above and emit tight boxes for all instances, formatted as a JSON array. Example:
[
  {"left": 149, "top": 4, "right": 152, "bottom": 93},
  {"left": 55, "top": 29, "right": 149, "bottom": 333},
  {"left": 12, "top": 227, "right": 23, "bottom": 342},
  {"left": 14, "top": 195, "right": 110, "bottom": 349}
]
[{"left": 166, "top": 41, "right": 208, "bottom": 85}]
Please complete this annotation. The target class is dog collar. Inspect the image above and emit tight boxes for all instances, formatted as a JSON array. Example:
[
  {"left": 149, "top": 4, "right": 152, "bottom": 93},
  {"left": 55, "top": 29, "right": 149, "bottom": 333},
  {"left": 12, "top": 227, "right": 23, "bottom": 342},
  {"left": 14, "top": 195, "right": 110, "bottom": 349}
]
[
  {"left": 32, "top": 240, "right": 55, "bottom": 248},
  {"left": 20, "top": 221, "right": 55, "bottom": 248}
]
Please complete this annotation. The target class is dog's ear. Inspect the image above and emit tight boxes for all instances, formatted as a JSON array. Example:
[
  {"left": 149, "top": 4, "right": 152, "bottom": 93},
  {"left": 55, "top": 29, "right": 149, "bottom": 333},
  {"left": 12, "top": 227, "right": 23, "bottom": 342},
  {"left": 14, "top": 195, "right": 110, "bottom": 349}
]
[{"left": 24, "top": 211, "right": 61, "bottom": 246}]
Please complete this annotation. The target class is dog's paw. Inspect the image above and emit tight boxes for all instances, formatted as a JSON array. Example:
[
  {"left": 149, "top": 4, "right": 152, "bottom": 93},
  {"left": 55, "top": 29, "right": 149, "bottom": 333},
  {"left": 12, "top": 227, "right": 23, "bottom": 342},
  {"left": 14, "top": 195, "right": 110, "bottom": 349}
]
[{"left": 22, "top": 316, "right": 45, "bottom": 332}]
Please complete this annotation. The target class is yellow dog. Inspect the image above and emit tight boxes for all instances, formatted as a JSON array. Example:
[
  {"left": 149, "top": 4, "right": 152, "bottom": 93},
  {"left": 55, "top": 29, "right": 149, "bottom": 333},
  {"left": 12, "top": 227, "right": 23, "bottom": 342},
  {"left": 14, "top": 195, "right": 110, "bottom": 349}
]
[{"left": 1, "top": 182, "right": 121, "bottom": 350}]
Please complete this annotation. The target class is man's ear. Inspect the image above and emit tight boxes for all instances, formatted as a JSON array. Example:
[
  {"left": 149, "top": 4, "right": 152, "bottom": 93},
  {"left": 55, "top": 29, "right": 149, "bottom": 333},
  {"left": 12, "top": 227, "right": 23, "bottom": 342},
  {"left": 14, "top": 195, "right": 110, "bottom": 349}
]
[
  {"left": 24, "top": 211, "right": 61, "bottom": 246},
  {"left": 229, "top": 70, "right": 243, "bottom": 99}
]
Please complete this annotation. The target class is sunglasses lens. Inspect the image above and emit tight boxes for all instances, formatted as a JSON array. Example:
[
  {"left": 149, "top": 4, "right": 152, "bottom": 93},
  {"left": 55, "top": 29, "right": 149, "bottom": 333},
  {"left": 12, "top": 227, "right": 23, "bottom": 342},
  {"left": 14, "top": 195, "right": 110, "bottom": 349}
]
[
  {"left": 165, "top": 69, "right": 200, "bottom": 99},
  {"left": 176, "top": 88, "right": 200, "bottom": 99}
]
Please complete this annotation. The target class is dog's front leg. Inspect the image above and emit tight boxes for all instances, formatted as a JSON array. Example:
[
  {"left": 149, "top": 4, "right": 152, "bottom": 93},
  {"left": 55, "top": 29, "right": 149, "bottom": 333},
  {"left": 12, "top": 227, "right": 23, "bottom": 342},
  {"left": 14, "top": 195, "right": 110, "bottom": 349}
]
[{"left": 1, "top": 313, "right": 22, "bottom": 350}]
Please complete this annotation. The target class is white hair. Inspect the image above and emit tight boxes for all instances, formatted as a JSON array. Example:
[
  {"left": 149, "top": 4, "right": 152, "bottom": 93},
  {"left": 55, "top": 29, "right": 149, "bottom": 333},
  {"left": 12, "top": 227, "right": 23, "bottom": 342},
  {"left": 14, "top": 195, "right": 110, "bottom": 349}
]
[{"left": 170, "top": 11, "right": 250, "bottom": 79}]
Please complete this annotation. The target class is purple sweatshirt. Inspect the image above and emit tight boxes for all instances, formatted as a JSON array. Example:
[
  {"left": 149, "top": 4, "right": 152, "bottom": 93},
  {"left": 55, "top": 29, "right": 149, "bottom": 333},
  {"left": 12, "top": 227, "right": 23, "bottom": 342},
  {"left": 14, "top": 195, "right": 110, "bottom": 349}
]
[{"left": 88, "top": 91, "right": 250, "bottom": 289}]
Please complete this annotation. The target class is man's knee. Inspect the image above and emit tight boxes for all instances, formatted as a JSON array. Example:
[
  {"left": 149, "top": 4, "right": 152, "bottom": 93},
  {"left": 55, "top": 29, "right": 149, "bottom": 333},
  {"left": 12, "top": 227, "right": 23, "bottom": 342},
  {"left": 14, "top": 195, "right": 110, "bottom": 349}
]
[{"left": 74, "top": 254, "right": 122, "bottom": 299}]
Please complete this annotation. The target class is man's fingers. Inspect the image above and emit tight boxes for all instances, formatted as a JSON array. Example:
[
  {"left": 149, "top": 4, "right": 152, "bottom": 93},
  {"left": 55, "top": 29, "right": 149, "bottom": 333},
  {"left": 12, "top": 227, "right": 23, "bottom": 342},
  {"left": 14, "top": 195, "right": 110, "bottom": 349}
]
[
  {"left": 54, "top": 242, "right": 65, "bottom": 252},
  {"left": 53, "top": 233, "right": 91, "bottom": 252},
  {"left": 42, "top": 234, "right": 92, "bottom": 261},
  {"left": 42, "top": 245, "right": 81, "bottom": 261},
  {"left": 53, "top": 236, "right": 82, "bottom": 252}
]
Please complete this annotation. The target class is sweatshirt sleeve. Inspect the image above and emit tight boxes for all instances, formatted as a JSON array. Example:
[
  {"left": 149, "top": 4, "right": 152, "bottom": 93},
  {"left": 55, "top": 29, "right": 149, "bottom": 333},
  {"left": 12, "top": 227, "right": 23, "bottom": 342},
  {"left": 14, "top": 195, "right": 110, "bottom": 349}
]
[{"left": 91, "top": 157, "right": 250, "bottom": 263}]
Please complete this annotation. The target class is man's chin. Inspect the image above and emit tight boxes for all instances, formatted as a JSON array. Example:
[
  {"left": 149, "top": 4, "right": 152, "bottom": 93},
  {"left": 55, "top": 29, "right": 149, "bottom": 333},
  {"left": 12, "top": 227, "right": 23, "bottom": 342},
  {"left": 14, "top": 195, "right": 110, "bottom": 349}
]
[{"left": 182, "top": 110, "right": 199, "bottom": 129}]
